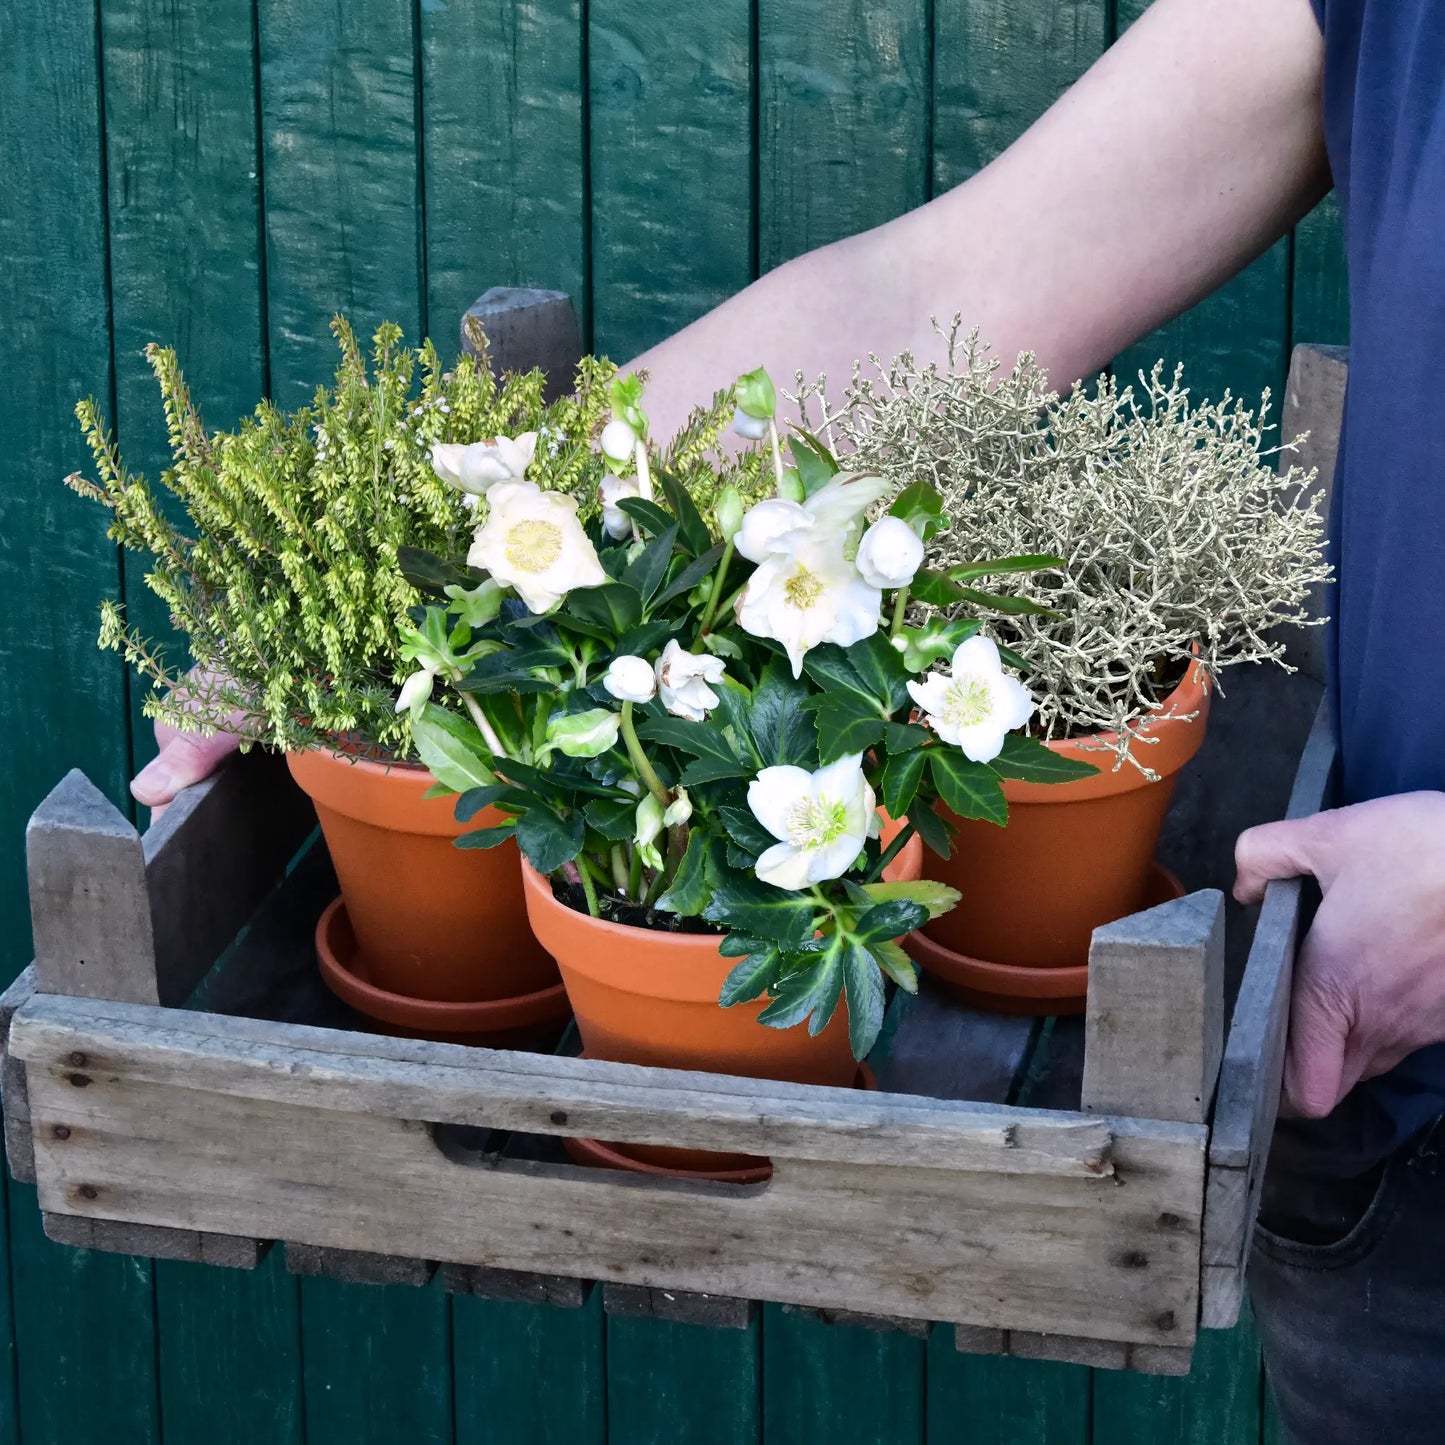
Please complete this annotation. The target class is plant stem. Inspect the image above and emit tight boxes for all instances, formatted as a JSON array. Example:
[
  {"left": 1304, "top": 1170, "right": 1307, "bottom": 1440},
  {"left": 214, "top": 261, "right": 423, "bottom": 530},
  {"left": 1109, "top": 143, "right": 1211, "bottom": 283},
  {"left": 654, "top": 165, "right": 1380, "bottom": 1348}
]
[
  {"left": 577, "top": 858, "right": 601, "bottom": 917},
  {"left": 767, "top": 418, "right": 786, "bottom": 495},
  {"left": 697, "top": 538, "right": 736, "bottom": 637},
  {"left": 889, "top": 586, "right": 911, "bottom": 639},
  {"left": 627, "top": 844, "right": 643, "bottom": 898},
  {"left": 610, "top": 844, "right": 629, "bottom": 893},
  {"left": 634, "top": 438, "right": 654, "bottom": 502},
  {"left": 866, "top": 821, "right": 916, "bottom": 883},
  {"left": 619, "top": 701, "right": 671, "bottom": 808},
  {"left": 459, "top": 691, "right": 508, "bottom": 758}
]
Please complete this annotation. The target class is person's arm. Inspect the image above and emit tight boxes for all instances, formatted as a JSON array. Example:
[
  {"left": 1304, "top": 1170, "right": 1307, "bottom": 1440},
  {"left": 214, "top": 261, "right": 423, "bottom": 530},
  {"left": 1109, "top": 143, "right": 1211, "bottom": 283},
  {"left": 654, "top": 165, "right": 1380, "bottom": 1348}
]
[{"left": 633, "top": 0, "right": 1328, "bottom": 437}]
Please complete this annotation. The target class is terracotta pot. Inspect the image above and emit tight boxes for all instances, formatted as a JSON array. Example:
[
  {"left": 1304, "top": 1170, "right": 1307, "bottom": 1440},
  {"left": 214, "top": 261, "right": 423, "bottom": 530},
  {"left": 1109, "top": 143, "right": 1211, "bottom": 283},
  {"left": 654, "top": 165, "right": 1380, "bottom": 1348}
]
[
  {"left": 917, "top": 661, "right": 1210, "bottom": 1013},
  {"left": 521, "top": 827, "right": 923, "bottom": 1173},
  {"left": 287, "top": 747, "right": 560, "bottom": 1013}
]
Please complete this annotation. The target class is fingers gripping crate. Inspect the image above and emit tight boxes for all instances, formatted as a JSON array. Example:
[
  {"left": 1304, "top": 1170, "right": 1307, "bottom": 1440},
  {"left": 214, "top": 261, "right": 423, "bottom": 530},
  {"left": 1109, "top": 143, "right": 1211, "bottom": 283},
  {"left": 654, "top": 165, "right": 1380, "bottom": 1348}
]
[{"left": 0, "top": 302, "right": 1346, "bottom": 1376}]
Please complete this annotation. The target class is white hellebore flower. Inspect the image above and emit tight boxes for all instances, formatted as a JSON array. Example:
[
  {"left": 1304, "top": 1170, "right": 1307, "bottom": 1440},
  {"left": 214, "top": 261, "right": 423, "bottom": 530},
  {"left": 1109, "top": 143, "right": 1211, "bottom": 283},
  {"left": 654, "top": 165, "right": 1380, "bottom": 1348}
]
[
  {"left": 604, "top": 654, "right": 658, "bottom": 705},
  {"left": 656, "top": 640, "right": 727, "bottom": 722},
  {"left": 634, "top": 792, "right": 666, "bottom": 872},
  {"left": 747, "top": 755, "right": 880, "bottom": 891},
  {"left": 856, "top": 516, "right": 925, "bottom": 591},
  {"left": 395, "top": 668, "right": 436, "bottom": 718},
  {"left": 467, "top": 480, "right": 605, "bottom": 614},
  {"left": 734, "top": 472, "right": 891, "bottom": 564},
  {"left": 598, "top": 473, "right": 641, "bottom": 540},
  {"left": 600, "top": 418, "right": 638, "bottom": 464},
  {"left": 907, "top": 635, "right": 1036, "bottom": 764},
  {"left": 430, "top": 433, "right": 537, "bottom": 497}
]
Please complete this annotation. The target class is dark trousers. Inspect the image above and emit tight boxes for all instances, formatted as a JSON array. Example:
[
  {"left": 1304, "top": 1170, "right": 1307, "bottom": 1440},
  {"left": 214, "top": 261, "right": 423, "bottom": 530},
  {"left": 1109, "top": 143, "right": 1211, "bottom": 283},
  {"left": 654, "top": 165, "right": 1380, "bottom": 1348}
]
[{"left": 1249, "top": 1110, "right": 1445, "bottom": 1444}]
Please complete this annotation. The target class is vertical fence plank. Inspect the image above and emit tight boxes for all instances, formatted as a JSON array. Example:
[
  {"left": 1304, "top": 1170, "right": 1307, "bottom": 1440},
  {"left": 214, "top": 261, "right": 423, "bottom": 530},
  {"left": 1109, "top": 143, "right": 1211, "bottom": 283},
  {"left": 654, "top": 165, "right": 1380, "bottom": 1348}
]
[
  {"left": 258, "top": 0, "right": 425, "bottom": 400},
  {"left": 927, "top": 1335, "right": 1091, "bottom": 1445},
  {"left": 757, "top": 0, "right": 930, "bottom": 271},
  {"left": 1291, "top": 194, "right": 1349, "bottom": 347},
  {"left": 0, "top": 0, "right": 154, "bottom": 1437},
  {"left": 301, "top": 1276, "right": 453, "bottom": 1445},
  {"left": 932, "top": 0, "right": 1107, "bottom": 195},
  {"left": 454, "top": 1290, "right": 606, "bottom": 1445},
  {"left": 588, "top": 0, "right": 753, "bottom": 360},
  {"left": 1092, "top": 1313, "right": 1263, "bottom": 1445},
  {"left": 607, "top": 1314, "right": 761, "bottom": 1445},
  {"left": 762, "top": 1306, "right": 924, "bottom": 1445},
  {"left": 1110, "top": 0, "right": 1290, "bottom": 406},
  {"left": 422, "top": 0, "right": 588, "bottom": 349},
  {"left": 102, "top": 0, "right": 270, "bottom": 775},
  {"left": 156, "top": 1253, "right": 302, "bottom": 1444}
]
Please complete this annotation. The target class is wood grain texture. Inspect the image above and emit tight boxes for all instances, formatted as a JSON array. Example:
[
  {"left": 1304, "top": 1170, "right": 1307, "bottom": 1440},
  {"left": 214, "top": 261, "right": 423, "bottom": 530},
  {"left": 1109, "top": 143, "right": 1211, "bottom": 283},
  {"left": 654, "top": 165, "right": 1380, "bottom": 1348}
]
[
  {"left": 461, "top": 288, "right": 584, "bottom": 402},
  {"left": 284, "top": 1242, "right": 434, "bottom": 1289},
  {"left": 763, "top": 1302, "right": 925, "bottom": 1445},
  {"left": 604, "top": 1284, "right": 755, "bottom": 1330},
  {"left": 155, "top": 1251, "right": 303, "bottom": 1445},
  {"left": 258, "top": 0, "right": 423, "bottom": 400},
  {"left": 1082, "top": 890, "right": 1225, "bottom": 1125},
  {"left": 757, "top": 0, "right": 929, "bottom": 270},
  {"left": 588, "top": 0, "right": 753, "bottom": 360},
  {"left": 422, "top": 0, "right": 587, "bottom": 343},
  {"left": 100, "top": 0, "right": 267, "bottom": 764},
  {"left": 932, "top": 0, "right": 1108, "bottom": 192},
  {"left": 42, "top": 1213, "right": 263, "bottom": 1268},
  {"left": 14, "top": 999, "right": 1206, "bottom": 1345},
  {"left": 453, "top": 1287, "right": 606, "bottom": 1445},
  {"left": 1, "top": 968, "right": 37, "bottom": 1185},
  {"left": 441, "top": 1263, "right": 590, "bottom": 1309}
]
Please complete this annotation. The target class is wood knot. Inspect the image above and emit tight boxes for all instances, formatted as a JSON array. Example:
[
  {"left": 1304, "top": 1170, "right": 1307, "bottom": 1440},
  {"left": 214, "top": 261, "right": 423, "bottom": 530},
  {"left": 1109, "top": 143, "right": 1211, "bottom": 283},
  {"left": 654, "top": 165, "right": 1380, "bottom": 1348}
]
[
  {"left": 1154, "top": 1310, "right": 1177, "bottom": 1333},
  {"left": 1156, "top": 1211, "right": 1183, "bottom": 1230},
  {"left": 549, "top": 1110, "right": 568, "bottom": 1126},
  {"left": 66, "top": 1074, "right": 92, "bottom": 1088},
  {"left": 68, "top": 1052, "right": 87, "bottom": 1067},
  {"left": 1118, "top": 1250, "right": 1149, "bottom": 1270},
  {"left": 76, "top": 1184, "right": 98, "bottom": 1202},
  {"left": 51, "top": 1125, "right": 71, "bottom": 1141}
]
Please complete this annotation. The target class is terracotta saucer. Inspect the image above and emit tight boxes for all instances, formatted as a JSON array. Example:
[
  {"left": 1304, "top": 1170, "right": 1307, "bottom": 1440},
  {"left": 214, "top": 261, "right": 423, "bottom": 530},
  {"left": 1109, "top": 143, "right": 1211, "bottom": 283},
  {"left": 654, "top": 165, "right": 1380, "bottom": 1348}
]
[
  {"left": 907, "top": 862, "right": 1187, "bottom": 1017},
  {"left": 315, "top": 894, "right": 572, "bottom": 1047},
  {"left": 563, "top": 1062, "right": 878, "bottom": 1185}
]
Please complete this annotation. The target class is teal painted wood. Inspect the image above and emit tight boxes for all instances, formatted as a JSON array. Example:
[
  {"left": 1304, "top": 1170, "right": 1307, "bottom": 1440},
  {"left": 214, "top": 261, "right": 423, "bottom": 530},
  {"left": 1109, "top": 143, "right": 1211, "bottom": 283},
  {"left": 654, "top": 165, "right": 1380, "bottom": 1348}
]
[
  {"left": 453, "top": 1290, "right": 605, "bottom": 1445},
  {"left": 300, "top": 1277, "right": 453, "bottom": 1444},
  {"left": 1093, "top": 1318, "right": 1263, "bottom": 1445},
  {"left": 156, "top": 1254, "right": 302, "bottom": 1445},
  {"left": 588, "top": 0, "right": 753, "bottom": 361},
  {"left": 258, "top": 0, "right": 425, "bottom": 402},
  {"left": 932, "top": 0, "right": 1109, "bottom": 194},
  {"left": 927, "top": 1334, "right": 1090, "bottom": 1445},
  {"left": 607, "top": 1315, "right": 761, "bottom": 1445},
  {"left": 1292, "top": 195, "right": 1350, "bottom": 347},
  {"left": 421, "top": 0, "right": 588, "bottom": 349},
  {"left": 761, "top": 1306, "right": 924, "bottom": 1444},
  {"left": 757, "top": 0, "right": 930, "bottom": 271},
  {"left": 9, "top": 1186, "right": 159, "bottom": 1443},
  {"left": 100, "top": 0, "right": 267, "bottom": 775},
  {"left": 0, "top": 2, "right": 156, "bottom": 1438}
]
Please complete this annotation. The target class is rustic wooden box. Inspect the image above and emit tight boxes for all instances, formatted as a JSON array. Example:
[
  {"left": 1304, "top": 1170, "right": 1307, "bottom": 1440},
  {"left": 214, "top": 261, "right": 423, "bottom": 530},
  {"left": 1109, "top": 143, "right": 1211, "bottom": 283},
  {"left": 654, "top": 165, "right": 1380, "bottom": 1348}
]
[{"left": 0, "top": 320, "right": 1346, "bottom": 1378}]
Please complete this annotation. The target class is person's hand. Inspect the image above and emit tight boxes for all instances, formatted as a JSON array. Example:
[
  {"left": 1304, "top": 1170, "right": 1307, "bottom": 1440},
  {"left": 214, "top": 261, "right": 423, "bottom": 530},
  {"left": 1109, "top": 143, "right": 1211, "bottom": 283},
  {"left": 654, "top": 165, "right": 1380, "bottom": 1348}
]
[
  {"left": 131, "top": 722, "right": 243, "bottom": 819},
  {"left": 1234, "top": 792, "right": 1445, "bottom": 1118}
]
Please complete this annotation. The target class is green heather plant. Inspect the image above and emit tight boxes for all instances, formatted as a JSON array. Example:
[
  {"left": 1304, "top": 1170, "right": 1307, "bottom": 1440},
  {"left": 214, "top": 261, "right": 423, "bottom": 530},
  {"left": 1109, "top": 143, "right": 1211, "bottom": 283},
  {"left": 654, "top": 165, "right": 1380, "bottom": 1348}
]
[
  {"left": 796, "top": 322, "right": 1332, "bottom": 773},
  {"left": 398, "top": 367, "right": 1091, "bottom": 1058},
  {"left": 66, "top": 320, "right": 761, "bottom": 759}
]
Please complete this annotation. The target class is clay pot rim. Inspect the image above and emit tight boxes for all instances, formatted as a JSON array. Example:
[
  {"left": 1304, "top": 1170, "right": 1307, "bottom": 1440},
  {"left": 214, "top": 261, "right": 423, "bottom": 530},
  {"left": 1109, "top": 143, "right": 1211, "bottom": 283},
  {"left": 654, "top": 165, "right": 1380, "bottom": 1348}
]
[{"left": 1003, "top": 658, "right": 1211, "bottom": 805}]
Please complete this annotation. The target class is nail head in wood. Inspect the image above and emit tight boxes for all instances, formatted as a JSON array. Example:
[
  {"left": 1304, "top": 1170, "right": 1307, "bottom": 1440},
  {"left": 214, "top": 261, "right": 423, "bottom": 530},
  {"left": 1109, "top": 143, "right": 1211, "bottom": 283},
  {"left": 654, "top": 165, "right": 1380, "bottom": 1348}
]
[{"left": 1082, "top": 889, "right": 1225, "bottom": 1124}]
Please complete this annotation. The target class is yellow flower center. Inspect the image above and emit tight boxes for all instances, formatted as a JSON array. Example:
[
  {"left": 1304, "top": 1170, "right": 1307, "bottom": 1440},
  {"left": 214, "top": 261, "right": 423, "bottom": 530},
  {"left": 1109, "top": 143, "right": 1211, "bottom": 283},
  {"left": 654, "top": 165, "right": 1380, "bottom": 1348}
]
[
  {"left": 504, "top": 518, "right": 564, "bottom": 573},
  {"left": 784, "top": 564, "right": 826, "bottom": 610},
  {"left": 942, "top": 676, "right": 993, "bottom": 728},
  {"left": 785, "top": 797, "right": 849, "bottom": 849}
]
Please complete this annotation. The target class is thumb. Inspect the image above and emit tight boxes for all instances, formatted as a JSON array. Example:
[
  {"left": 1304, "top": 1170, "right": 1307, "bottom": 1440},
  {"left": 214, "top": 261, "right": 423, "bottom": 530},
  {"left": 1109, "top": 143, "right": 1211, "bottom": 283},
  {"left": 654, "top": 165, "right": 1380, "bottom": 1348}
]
[
  {"left": 131, "top": 732, "right": 241, "bottom": 810},
  {"left": 1233, "top": 815, "right": 1321, "bottom": 905},
  {"left": 1282, "top": 943, "right": 1352, "bottom": 1119}
]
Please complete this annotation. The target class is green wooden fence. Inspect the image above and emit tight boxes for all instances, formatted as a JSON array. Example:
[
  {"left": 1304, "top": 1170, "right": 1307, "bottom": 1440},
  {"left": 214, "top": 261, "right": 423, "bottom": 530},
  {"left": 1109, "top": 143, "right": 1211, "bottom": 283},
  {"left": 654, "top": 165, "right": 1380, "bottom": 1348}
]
[{"left": 0, "top": 1, "right": 1347, "bottom": 1441}]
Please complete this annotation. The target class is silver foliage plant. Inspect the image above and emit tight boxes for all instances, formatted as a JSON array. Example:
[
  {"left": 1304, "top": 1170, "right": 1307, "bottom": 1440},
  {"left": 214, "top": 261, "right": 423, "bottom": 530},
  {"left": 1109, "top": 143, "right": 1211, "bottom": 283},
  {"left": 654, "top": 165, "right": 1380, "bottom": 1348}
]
[{"left": 793, "top": 321, "right": 1332, "bottom": 774}]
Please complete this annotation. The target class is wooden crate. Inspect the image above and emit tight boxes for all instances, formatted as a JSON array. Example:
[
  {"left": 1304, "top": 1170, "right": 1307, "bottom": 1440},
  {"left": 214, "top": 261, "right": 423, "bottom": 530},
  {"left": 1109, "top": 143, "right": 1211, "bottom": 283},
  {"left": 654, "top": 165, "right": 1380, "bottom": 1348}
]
[{"left": 0, "top": 306, "right": 1347, "bottom": 1377}]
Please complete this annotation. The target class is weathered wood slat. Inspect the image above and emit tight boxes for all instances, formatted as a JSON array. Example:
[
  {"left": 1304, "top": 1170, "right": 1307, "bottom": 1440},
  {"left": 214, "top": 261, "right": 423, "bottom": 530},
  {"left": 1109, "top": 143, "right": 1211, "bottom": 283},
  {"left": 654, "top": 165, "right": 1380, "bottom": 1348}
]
[
  {"left": 1200, "top": 698, "right": 1337, "bottom": 1328},
  {"left": 461, "top": 288, "right": 583, "bottom": 403},
  {"left": 18, "top": 1038, "right": 1204, "bottom": 1344},
  {"left": 42, "top": 1213, "right": 265, "bottom": 1269},
  {"left": 1082, "top": 889, "right": 1225, "bottom": 1125},
  {"left": 440, "top": 1263, "right": 591, "bottom": 1309},
  {"left": 602, "top": 1284, "right": 756, "bottom": 1330},
  {"left": 1, "top": 966, "right": 36, "bottom": 1183},
  {"left": 284, "top": 1243, "right": 434, "bottom": 1289},
  {"left": 11, "top": 997, "right": 1146, "bottom": 1177},
  {"left": 951, "top": 1325, "right": 1192, "bottom": 1378}
]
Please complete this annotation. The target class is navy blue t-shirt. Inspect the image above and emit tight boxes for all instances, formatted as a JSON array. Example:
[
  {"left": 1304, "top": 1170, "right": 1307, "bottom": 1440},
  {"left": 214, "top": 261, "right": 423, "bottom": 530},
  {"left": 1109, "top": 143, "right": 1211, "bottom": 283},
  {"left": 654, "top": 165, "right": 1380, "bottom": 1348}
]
[{"left": 1311, "top": 0, "right": 1445, "bottom": 1160}]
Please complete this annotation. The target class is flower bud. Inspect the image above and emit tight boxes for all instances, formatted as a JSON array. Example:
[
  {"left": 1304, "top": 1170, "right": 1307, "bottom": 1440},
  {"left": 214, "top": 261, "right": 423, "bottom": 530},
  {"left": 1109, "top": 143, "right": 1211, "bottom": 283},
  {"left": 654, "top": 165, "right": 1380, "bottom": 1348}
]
[
  {"left": 734, "top": 366, "right": 777, "bottom": 419},
  {"left": 545, "top": 707, "right": 621, "bottom": 759},
  {"left": 715, "top": 485, "right": 744, "bottom": 543},
  {"left": 395, "top": 668, "right": 436, "bottom": 718},
  {"left": 603, "top": 654, "right": 658, "bottom": 704},
  {"left": 600, "top": 418, "right": 638, "bottom": 463},
  {"left": 856, "top": 515, "right": 925, "bottom": 590},
  {"left": 731, "top": 407, "right": 769, "bottom": 442},
  {"left": 634, "top": 793, "right": 666, "bottom": 871},
  {"left": 663, "top": 787, "right": 692, "bottom": 828},
  {"left": 599, "top": 473, "right": 641, "bottom": 539}
]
